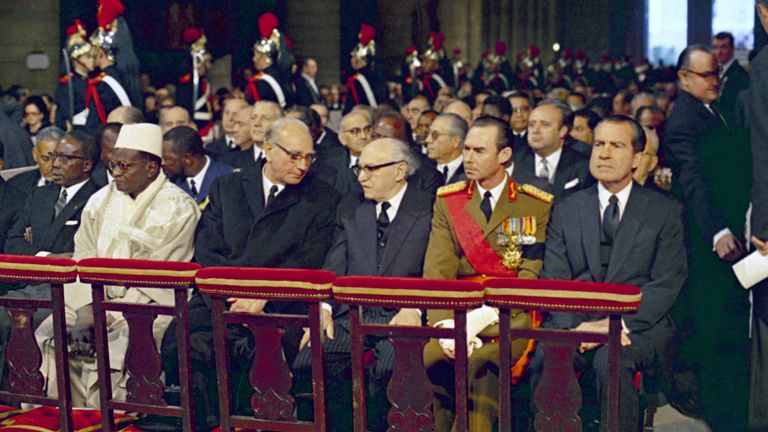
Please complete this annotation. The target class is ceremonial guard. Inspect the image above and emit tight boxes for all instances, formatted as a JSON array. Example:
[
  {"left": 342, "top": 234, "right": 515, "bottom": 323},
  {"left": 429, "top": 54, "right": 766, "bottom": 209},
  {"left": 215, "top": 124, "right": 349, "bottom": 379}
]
[
  {"left": 245, "top": 12, "right": 291, "bottom": 108},
  {"left": 474, "top": 41, "right": 515, "bottom": 95},
  {"left": 451, "top": 48, "right": 469, "bottom": 91},
  {"left": 419, "top": 32, "right": 450, "bottom": 103},
  {"left": 54, "top": 19, "right": 91, "bottom": 130},
  {"left": 176, "top": 27, "right": 215, "bottom": 142},
  {"left": 400, "top": 46, "right": 421, "bottom": 104},
  {"left": 422, "top": 117, "right": 551, "bottom": 430},
  {"left": 77, "top": 0, "right": 133, "bottom": 131},
  {"left": 343, "top": 23, "right": 386, "bottom": 113}
]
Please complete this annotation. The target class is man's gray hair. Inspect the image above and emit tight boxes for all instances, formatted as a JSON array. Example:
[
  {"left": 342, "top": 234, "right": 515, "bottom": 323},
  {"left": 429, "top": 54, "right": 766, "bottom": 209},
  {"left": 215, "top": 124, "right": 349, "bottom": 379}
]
[
  {"left": 340, "top": 110, "right": 370, "bottom": 131},
  {"left": 36, "top": 126, "right": 65, "bottom": 147},
  {"left": 437, "top": 113, "right": 469, "bottom": 142},
  {"left": 375, "top": 138, "right": 419, "bottom": 177},
  {"left": 265, "top": 117, "right": 310, "bottom": 144},
  {"left": 254, "top": 100, "right": 285, "bottom": 118},
  {"left": 121, "top": 106, "right": 145, "bottom": 124},
  {"left": 536, "top": 98, "right": 572, "bottom": 126}
]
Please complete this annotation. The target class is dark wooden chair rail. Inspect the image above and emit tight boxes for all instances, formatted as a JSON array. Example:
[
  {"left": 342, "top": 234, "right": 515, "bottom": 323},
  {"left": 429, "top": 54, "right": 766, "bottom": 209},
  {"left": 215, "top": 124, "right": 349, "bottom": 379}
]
[
  {"left": 484, "top": 278, "right": 642, "bottom": 432},
  {"left": 332, "top": 276, "right": 486, "bottom": 432},
  {"left": 78, "top": 257, "right": 200, "bottom": 432},
  {"left": 0, "top": 254, "right": 77, "bottom": 431},
  {"left": 196, "top": 266, "right": 335, "bottom": 432}
]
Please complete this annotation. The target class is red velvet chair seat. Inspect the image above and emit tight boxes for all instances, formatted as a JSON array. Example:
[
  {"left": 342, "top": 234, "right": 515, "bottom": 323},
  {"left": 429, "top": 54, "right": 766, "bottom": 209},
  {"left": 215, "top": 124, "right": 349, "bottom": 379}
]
[
  {"left": 77, "top": 258, "right": 200, "bottom": 287},
  {"left": 0, "top": 254, "right": 77, "bottom": 284}
]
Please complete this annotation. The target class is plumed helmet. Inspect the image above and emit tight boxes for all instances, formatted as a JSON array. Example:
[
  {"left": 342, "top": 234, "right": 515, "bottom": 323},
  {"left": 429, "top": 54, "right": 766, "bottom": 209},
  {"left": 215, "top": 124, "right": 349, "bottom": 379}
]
[
  {"left": 350, "top": 23, "right": 376, "bottom": 60},
  {"left": 422, "top": 31, "right": 445, "bottom": 61},
  {"left": 90, "top": 0, "right": 125, "bottom": 61},
  {"left": 65, "top": 19, "right": 92, "bottom": 60},
  {"left": 254, "top": 12, "right": 281, "bottom": 63},
  {"left": 487, "top": 40, "right": 507, "bottom": 64},
  {"left": 183, "top": 27, "right": 211, "bottom": 64}
]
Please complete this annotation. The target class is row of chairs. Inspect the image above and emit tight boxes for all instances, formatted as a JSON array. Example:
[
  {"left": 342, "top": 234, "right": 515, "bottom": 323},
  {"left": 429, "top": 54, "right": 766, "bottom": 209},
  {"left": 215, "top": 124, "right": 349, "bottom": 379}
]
[{"left": 0, "top": 253, "right": 642, "bottom": 432}]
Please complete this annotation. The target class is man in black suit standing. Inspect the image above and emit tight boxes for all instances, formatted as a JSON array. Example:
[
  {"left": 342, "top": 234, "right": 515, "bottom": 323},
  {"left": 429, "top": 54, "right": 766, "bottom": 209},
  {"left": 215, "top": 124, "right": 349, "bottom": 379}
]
[
  {"left": 294, "top": 137, "right": 433, "bottom": 429},
  {"left": 220, "top": 101, "right": 283, "bottom": 170},
  {"left": 294, "top": 58, "right": 322, "bottom": 106},
  {"left": 513, "top": 99, "right": 594, "bottom": 199},
  {"left": 748, "top": 3, "right": 768, "bottom": 429},
  {"left": 2, "top": 130, "right": 100, "bottom": 381},
  {"left": 426, "top": 113, "right": 468, "bottom": 184},
  {"left": 713, "top": 31, "right": 749, "bottom": 125},
  {"left": 664, "top": 44, "right": 752, "bottom": 430},
  {"left": 172, "top": 118, "right": 340, "bottom": 422},
  {"left": 540, "top": 116, "right": 686, "bottom": 431},
  {"left": 161, "top": 126, "right": 232, "bottom": 209}
]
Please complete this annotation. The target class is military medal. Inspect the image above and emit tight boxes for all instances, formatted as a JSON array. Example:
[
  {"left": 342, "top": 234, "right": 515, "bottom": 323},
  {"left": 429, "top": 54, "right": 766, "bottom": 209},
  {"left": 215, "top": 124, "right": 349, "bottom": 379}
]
[{"left": 495, "top": 216, "right": 537, "bottom": 270}]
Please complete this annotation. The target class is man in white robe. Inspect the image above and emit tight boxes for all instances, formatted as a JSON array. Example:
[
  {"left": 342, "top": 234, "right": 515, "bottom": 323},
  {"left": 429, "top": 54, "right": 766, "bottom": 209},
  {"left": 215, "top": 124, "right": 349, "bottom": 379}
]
[{"left": 35, "top": 123, "right": 200, "bottom": 407}]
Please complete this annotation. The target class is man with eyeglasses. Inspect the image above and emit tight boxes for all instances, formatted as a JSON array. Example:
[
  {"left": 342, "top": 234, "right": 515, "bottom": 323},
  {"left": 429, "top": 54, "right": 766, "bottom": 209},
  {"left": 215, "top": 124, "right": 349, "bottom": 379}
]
[
  {"left": 35, "top": 123, "right": 200, "bottom": 408},
  {"left": 2, "top": 130, "right": 100, "bottom": 386},
  {"left": 422, "top": 116, "right": 552, "bottom": 431},
  {"left": 7, "top": 126, "right": 64, "bottom": 195},
  {"left": 317, "top": 111, "right": 373, "bottom": 196},
  {"left": 507, "top": 92, "right": 532, "bottom": 153},
  {"left": 294, "top": 137, "right": 433, "bottom": 429},
  {"left": 663, "top": 44, "right": 752, "bottom": 430},
  {"left": 426, "top": 113, "right": 468, "bottom": 184},
  {"left": 185, "top": 117, "right": 340, "bottom": 423}
]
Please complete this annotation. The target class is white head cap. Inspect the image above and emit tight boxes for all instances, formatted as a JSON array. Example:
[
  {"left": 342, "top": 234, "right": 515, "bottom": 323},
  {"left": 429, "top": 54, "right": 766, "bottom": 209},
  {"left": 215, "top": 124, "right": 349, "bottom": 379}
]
[{"left": 114, "top": 123, "right": 163, "bottom": 158}]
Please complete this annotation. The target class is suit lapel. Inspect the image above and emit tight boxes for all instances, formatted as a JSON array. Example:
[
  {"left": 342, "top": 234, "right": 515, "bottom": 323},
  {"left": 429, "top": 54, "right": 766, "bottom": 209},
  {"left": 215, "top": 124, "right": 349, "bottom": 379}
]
[
  {"left": 379, "top": 188, "right": 421, "bottom": 274},
  {"left": 578, "top": 186, "right": 603, "bottom": 280},
  {"left": 40, "top": 180, "right": 96, "bottom": 251},
  {"left": 605, "top": 185, "right": 645, "bottom": 282},
  {"left": 352, "top": 201, "right": 378, "bottom": 274},
  {"left": 553, "top": 148, "right": 573, "bottom": 192},
  {"left": 258, "top": 183, "right": 301, "bottom": 222},
  {"left": 241, "top": 165, "right": 265, "bottom": 220},
  {"left": 199, "top": 161, "right": 219, "bottom": 203}
]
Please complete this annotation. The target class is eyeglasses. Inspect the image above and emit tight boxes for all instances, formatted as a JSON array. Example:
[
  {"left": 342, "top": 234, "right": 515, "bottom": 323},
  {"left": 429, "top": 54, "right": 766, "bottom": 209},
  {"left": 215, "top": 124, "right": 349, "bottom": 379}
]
[
  {"left": 342, "top": 126, "right": 372, "bottom": 136},
  {"left": 24, "top": 111, "right": 42, "bottom": 117},
  {"left": 271, "top": 141, "right": 317, "bottom": 165},
  {"left": 686, "top": 67, "right": 721, "bottom": 80},
  {"left": 428, "top": 130, "right": 451, "bottom": 140},
  {"left": 48, "top": 152, "right": 87, "bottom": 163},
  {"left": 352, "top": 160, "right": 403, "bottom": 177},
  {"left": 512, "top": 106, "right": 531, "bottom": 114},
  {"left": 108, "top": 160, "right": 140, "bottom": 172}
]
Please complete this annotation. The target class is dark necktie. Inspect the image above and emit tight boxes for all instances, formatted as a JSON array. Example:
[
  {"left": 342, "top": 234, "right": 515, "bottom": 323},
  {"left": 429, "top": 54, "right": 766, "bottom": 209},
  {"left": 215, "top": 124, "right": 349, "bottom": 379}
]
[
  {"left": 480, "top": 191, "right": 493, "bottom": 222},
  {"left": 54, "top": 189, "right": 67, "bottom": 218},
  {"left": 189, "top": 179, "right": 199, "bottom": 197},
  {"left": 602, "top": 195, "right": 620, "bottom": 244},
  {"left": 442, "top": 166, "right": 449, "bottom": 182},
  {"left": 266, "top": 185, "right": 278, "bottom": 208},
  {"left": 377, "top": 202, "right": 391, "bottom": 268}
]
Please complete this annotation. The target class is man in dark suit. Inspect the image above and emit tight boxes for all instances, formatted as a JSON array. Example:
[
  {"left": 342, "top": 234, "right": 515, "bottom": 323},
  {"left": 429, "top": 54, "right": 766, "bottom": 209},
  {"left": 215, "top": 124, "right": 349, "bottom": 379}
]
[
  {"left": 713, "top": 31, "right": 749, "bottom": 125},
  {"left": 2, "top": 130, "right": 100, "bottom": 381},
  {"left": 0, "top": 104, "right": 34, "bottom": 169},
  {"left": 163, "top": 118, "right": 340, "bottom": 423},
  {"left": 539, "top": 116, "right": 686, "bottom": 431},
  {"left": 748, "top": 4, "right": 768, "bottom": 428},
  {"left": 220, "top": 101, "right": 283, "bottom": 170},
  {"left": 0, "top": 178, "right": 24, "bottom": 253},
  {"left": 91, "top": 122, "right": 121, "bottom": 187},
  {"left": 664, "top": 45, "right": 752, "bottom": 430},
  {"left": 160, "top": 126, "right": 232, "bottom": 209},
  {"left": 426, "top": 113, "right": 468, "bottom": 184},
  {"left": 317, "top": 111, "right": 372, "bottom": 197},
  {"left": 7, "top": 126, "right": 65, "bottom": 195},
  {"left": 294, "top": 138, "right": 433, "bottom": 429},
  {"left": 507, "top": 92, "right": 531, "bottom": 154},
  {"left": 513, "top": 100, "right": 594, "bottom": 199},
  {"left": 294, "top": 58, "right": 322, "bottom": 106},
  {"left": 204, "top": 98, "right": 250, "bottom": 159}
]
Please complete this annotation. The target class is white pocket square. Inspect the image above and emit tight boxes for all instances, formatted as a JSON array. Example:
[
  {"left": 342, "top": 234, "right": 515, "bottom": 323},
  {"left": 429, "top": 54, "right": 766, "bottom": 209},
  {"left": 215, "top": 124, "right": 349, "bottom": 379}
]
[
  {"left": 64, "top": 220, "right": 79, "bottom": 226},
  {"left": 564, "top": 178, "right": 580, "bottom": 190}
]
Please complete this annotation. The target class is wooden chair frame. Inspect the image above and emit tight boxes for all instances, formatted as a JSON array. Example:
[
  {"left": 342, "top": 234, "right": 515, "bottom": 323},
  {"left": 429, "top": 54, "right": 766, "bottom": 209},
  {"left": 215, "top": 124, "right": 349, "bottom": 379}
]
[{"left": 78, "top": 258, "right": 200, "bottom": 432}]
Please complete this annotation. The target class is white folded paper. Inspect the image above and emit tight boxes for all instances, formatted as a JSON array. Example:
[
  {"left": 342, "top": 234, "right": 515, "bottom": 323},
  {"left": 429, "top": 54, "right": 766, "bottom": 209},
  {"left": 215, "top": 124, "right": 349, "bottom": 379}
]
[
  {"left": 436, "top": 305, "right": 499, "bottom": 357},
  {"left": 733, "top": 251, "right": 768, "bottom": 289}
]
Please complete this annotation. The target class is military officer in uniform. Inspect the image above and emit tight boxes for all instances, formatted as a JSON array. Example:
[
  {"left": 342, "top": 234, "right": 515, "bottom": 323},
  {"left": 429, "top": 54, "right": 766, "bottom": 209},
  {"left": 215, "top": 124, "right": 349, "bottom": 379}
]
[
  {"left": 245, "top": 12, "right": 291, "bottom": 108},
  {"left": 343, "top": 23, "right": 386, "bottom": 113},
  {"left": 54, "top": 19, "right": 92, "bottom": 130},
  {"left": 419, "top": 32, "right": 450, "bottom": 103},
  {"left": 422, "top": 116, "right": 552, "bottom": 431}
]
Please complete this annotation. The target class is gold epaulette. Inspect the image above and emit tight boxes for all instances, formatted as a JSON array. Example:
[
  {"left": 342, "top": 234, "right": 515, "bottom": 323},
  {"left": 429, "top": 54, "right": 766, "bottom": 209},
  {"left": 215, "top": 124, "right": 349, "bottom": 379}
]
[
  {"left": 520, "top": 184, "right": 553, "bottom": 203},
  {"left": 437, "top": 180, "right": 468, "bottom": 197}
]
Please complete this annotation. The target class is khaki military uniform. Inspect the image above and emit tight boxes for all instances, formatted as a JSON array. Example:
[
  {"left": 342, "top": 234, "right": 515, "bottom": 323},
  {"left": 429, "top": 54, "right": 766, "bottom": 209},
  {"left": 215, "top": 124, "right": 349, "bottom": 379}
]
[{"left": 422, "top": 177, "right": 552, "bottom": 432}]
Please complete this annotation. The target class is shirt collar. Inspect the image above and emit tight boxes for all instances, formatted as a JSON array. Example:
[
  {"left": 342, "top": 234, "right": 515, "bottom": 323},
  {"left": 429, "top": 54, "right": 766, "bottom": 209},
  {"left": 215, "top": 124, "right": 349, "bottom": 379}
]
[
  {"left": 261, "top": 166, "right": 286, "bottom": 202},
  {"left": 535, "top": 147, "right": 563, "bottom": 181},
  {"left": 253, "top": 146, "right": 264, "bottom": 162},
  {"left": 349, "top": 154, "right": 359, "bottom": 169},
  {"left": 189, "top": 156, "right": 211, "bottom": 190},
  {"left": 61, "top": 178, "right": 89, "bottom": 204},
  {"left": 597, "top": 181, "right": 633, "bottom": 220},
  {"left": 475, "top": 175, "right": 508, "bottom": 211},
  {"left": 376, "top": 183, "right": 408, "bottom": 220},
  {"left": 437, "top": 155, "right": 463, "bottom": 181}
]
